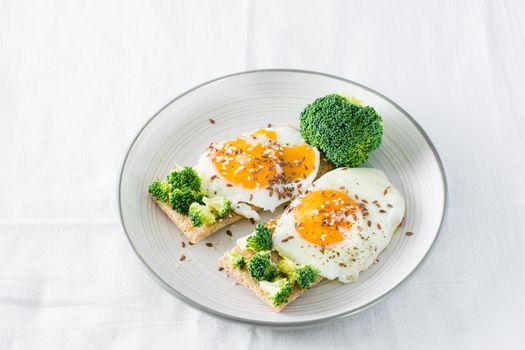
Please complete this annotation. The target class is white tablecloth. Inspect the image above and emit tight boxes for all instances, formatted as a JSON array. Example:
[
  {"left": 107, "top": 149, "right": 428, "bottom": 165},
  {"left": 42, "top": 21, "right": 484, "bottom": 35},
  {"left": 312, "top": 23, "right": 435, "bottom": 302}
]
[{"left": 1, "top": 1, "right": 524, "bottom": 348}]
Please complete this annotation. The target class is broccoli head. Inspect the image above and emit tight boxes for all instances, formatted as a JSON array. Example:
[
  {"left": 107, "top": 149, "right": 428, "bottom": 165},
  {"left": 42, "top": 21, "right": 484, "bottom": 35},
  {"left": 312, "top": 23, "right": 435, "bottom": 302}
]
[
  {"left": 229, "top": 251, "right": 246, "bottom": 269},
  {"left": 294, "top": 265, "right": 320, "bottom": 289},
  {"left": 167, "top": 166, "right": 201, "bottom": 192},
  {"left": 278, "top": 257, "right": 320, "bottom": 289},
  {"left": 247, "top": 251, "right": 278, "bottom": 281},
  {"left": 169, "top": 188, "right": 203, "bottom": 215},
  {"left": 300, "top": 94, "right": 384, "bottom": 167},
  {"left": 188, "top": 202, "right": 216, "bottom": 227},
  {"left": 203, "top": 196, "right": 231, "bottom": 219},
  {"left": 259, "top": 278, "right": 293, "bottom": 307},
  {"left": 246, "top": 224, "right": 272, "bottom": 252},
  {"left": 148, "top": 179, "right": 171, "bottom": 203}
]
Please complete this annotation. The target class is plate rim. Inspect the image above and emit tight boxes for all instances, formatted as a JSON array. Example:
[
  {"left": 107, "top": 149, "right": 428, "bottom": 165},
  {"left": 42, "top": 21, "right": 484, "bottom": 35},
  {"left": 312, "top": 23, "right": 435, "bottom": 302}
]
[{"left": 117, "top": 68, "right": 448, "bottom": 328}]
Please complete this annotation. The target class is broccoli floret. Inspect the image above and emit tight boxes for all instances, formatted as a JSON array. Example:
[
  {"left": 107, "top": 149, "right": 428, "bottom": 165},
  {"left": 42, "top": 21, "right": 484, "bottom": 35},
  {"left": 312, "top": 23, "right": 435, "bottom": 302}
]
[
  {"left": 294, "top": 265, "right": 320, "bottom": 289},
  {"left": 188, "top": 202, "right": 216, "bottom": 227},
  {"left": 229, "top": 251, "right": 246, "bottom": 269},
  {"left": 259, "top": 278, "right": 293, "bottom": 307},
  {"left": 167, "top": 166, "right": 201, "bottom": 192},
  {"left": 247, "top": 251, "right": 278, "bottom": 281},
  {"left": 169, "top": 188, "right": 203, "bottom": 215},
  {"left": 246, "top": 224, "right": 272, "bottom": 252},
  {"left": 300, "top": 94, "right": 384, "bottom": 167},
  {"left": 278, "top": 257, "right": 320, "bottom": 289},
  {"left": 148, "top": 179, "right": 171, "bottom": 202},
  {"left": 203, "top": 196, "right": 231, "bottom": 219}
]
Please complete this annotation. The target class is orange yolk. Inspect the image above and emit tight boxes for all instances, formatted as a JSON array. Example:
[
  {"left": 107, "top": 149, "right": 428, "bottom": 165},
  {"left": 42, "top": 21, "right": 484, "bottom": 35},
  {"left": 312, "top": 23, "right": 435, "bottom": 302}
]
[
  {"left": 294, "top": 189, "right": 357, "bottom": 245},
  {"left": 252, "top": 129, "right": 277, "bottom": 139},
  {"left": 211, "top": 129, "right": 316, "bottom": 189}
]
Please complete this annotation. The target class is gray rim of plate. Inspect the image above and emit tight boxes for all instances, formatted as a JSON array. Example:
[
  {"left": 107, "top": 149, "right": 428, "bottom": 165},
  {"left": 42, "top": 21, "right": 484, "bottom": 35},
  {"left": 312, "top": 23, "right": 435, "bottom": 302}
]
[{"left": 117, "top": 68, "right": 448, "bottom": 328}]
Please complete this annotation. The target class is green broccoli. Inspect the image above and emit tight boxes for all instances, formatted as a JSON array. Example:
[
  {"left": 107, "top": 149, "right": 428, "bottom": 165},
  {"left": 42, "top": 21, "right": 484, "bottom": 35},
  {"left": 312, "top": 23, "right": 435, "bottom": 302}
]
[
  {"left": 188, "top": 202, "right": 216, "bottom": 227},
  {"left": 169, "top": 188, "right": 203, "bottom": 215},
  {"left": 229, "top": 251, "right": 246, "bottom": 269},
  {"left": 259, "top": 278, "right": 293, "bottom": 307},
  {"left": 278, "top": 257, "right": 320, "bottom": 289},
  {"left": 167, "top": 166, "right": 201, "bottom": 192},
  {"left": 247, "top": 251, "right": 278, "bottom": 281},
  {"left": 300, "top": 94, "right": 384, "bottom": 167},
  {"left": 294, "top": 265, "right": 320, "bottom": 289},
  {"left": 203, "top": 196, "right": 231, "bottom": 219},
  {"left": 148, "top": 179, "right": 171, "bottom": 202},
  {"left": 246, "top": 224, "right": 272, "bottom": 252}
]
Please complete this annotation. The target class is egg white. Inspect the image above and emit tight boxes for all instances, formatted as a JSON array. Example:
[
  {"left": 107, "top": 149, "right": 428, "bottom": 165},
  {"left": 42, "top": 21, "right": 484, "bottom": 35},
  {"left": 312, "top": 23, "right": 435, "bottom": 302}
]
[
  {"left": 194, "top": 126, "right": 320, "bottom": 220},
  {"left": 272, "top": 168, "right": 405, "bottom": 283}
]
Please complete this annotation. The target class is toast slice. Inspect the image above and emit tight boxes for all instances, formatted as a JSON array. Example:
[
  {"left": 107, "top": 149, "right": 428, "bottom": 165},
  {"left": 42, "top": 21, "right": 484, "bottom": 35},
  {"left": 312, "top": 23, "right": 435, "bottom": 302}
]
[
  {"left": 219, "top": 245, "right": 323, "bottom": 312},
  {"left": 151, "top": 157, "right": 333, "bottom": 244}
]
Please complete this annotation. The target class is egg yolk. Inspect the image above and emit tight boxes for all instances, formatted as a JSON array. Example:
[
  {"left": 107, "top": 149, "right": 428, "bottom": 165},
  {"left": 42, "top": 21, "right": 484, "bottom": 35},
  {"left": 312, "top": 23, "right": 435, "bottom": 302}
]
[
  {"left": 294, "top": 189, "right": 357, "bottom": 245},
  {"left": 252, "top": 129, "right": 277, "bottom": 139},
  {"left": 210, "top": 129, "right": 316, "bottom": 189}
]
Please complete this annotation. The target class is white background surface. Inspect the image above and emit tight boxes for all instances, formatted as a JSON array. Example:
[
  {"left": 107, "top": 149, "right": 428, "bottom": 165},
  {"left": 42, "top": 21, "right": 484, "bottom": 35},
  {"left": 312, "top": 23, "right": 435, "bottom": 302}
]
[{"left": 1, "top": 0, "right": 524, "bottom": 349}]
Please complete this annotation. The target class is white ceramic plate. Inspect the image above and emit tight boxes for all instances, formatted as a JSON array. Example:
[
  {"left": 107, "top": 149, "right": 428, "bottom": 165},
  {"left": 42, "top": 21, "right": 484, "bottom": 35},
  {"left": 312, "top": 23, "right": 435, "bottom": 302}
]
[{"left": 119, "top": 69, "right": 447, "bottom": 327}]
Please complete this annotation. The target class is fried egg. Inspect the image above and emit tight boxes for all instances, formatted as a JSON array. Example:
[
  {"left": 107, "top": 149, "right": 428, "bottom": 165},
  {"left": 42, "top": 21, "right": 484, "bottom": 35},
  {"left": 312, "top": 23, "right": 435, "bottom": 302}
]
[
  {"left": 194, "top": 126, "right": 320, "bottom": 220},
  {"left": 272, "top": 168, "right": 405, "bottom": 283}
]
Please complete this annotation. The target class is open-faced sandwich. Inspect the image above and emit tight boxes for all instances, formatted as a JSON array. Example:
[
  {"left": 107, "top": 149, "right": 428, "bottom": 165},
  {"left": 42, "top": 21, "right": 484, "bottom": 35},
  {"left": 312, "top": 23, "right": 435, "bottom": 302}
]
[
  {"left": 219, "top": 167, "right": 405, "bottom": 311},
  {"left": 218, "top": 94, "right": 406, "bottom": 311}
]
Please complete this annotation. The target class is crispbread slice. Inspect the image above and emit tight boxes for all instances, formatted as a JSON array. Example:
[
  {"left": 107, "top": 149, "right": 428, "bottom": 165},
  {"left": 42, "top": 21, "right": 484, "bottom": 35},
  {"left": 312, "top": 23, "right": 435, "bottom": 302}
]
[
  {"left": 152, "top": 198, "right": 245, "bottom": 243},
  {"left": 151, "top": 157, "right": 333, "bottom": 244},
  {"left": 219, "top": 245, "right": 323, "bottom": 312}
]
